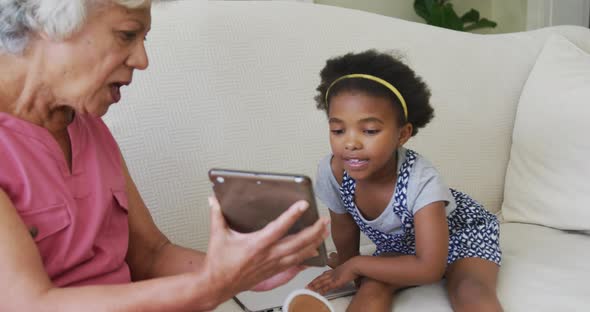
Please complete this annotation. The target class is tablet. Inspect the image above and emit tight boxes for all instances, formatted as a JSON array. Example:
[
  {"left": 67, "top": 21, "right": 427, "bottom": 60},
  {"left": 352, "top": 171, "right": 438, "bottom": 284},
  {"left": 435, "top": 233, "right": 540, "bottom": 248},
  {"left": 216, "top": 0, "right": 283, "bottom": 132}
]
[
  {"left": 208, "top": 168, "right": 328, "bottom": 267},
  {"left": 234, "top": 266, "right": 356, "bottom": 312}
]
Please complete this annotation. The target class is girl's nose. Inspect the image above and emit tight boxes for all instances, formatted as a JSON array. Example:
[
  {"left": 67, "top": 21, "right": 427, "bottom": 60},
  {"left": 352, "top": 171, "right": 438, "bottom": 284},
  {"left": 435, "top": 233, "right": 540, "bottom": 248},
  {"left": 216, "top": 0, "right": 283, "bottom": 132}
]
[{"left": 344, "top": 138, "right": 361, "bottom": 151}]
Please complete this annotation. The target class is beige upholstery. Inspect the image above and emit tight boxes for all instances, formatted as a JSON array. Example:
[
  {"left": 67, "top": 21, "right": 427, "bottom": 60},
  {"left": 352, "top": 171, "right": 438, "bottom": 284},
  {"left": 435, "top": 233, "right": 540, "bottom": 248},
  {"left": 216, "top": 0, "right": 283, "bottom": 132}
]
[{"left": 103, "top": 1, "right": 590, "bottom": 310}]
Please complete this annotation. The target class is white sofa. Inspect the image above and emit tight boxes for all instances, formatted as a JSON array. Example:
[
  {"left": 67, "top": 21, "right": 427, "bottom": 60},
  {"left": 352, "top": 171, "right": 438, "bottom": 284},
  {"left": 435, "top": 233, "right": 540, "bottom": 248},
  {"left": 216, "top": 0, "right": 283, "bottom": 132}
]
[{"left": 103, "top": 1, "right": 590, "bottom": 311}]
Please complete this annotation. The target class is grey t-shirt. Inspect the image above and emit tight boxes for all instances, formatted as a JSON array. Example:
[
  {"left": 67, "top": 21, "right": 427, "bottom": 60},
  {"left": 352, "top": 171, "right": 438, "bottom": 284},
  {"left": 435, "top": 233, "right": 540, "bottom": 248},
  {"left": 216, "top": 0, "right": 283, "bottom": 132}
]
[{"left": 314, "top": 147, "right": 456, "bottom": 235}]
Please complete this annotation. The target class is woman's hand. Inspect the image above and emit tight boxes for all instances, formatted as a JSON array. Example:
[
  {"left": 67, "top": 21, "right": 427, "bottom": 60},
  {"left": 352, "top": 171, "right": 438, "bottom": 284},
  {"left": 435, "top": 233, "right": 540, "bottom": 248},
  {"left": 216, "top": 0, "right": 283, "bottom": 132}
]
[
  {"left": 306, "top": 259, "right": 359, "bottom": 295},
  {"left": 203, "top": 196, "right": 329, "bottom": 302},
  {"left": 249, "top": 266, "right": 305, "bottom": 291}
]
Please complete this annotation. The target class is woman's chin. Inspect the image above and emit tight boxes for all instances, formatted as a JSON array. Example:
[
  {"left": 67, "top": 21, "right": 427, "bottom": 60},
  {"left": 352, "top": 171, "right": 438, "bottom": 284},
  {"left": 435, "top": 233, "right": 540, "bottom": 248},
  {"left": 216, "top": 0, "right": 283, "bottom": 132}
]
[{"left": 83, "top": 103, "right": 111, "bottom": 118}]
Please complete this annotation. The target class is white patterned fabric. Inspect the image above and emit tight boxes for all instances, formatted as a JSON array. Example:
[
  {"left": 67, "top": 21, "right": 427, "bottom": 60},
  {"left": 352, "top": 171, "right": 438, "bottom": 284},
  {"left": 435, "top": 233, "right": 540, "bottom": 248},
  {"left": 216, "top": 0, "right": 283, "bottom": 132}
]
[
  {"left": 502, "top": 35, "right": 590, "bottom": 231},
  {"left": 314, "top": 147, "right": 457, "bottom": 234},
  {"left": 101, "top": 1, "right": 590, "bottom": 311},
  {"left": 339, "top": 149, "right": 501, "bottom": 264}
]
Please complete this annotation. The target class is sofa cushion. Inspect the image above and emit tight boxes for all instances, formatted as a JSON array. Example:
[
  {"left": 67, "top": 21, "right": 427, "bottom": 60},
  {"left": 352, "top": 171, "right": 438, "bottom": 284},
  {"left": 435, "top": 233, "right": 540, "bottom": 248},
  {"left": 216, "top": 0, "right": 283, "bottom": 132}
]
[
  {"left": 496, "top": 223, "right": 590, "bottom": 311},
  {"left": 502, "top": 35, "right": 590, "bottom": 230},
  {"left": 215, "top": 223, "right": 590, "bottom": 311},
  {"left": 104, "top": 0, "right": 590, "bottom": 252}
]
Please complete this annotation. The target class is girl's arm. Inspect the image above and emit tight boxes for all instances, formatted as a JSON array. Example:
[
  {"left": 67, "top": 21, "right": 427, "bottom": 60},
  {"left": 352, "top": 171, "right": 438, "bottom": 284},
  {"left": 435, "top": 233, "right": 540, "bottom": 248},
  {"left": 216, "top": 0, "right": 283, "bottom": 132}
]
[
  {"left": 349, "top": 201, "right": 449, "bottom": 286},
  {"left": 327, "top": 156, "right": 360, "bottom": 266},
  {"left": 309, "top": 201, "right": 448, "bottom": 293},
  {"left": 329, "top": 210, "right": 360, "bottom": 266}
]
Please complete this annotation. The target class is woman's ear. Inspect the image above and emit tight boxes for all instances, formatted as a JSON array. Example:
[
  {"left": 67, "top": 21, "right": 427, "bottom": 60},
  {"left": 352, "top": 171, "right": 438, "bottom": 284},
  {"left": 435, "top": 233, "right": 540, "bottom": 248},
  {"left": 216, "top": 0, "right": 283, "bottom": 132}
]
[{"left": 398, "top": 123, "right": 413, "bottom": 147}]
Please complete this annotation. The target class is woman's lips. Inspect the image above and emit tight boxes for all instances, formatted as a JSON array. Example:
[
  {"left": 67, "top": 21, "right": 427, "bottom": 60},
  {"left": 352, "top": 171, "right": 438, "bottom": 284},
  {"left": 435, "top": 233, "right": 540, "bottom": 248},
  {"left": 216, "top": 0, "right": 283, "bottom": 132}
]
[{"left": 110, "top": 83, "right": 122, "bottom": 103}]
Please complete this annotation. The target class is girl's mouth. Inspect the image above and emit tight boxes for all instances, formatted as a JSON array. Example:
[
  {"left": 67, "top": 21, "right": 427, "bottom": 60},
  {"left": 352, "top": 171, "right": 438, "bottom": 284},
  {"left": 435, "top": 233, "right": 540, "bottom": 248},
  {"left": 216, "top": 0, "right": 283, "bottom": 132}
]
[{"left": 344, "top": 158, "right": 369, "bottom": 170}]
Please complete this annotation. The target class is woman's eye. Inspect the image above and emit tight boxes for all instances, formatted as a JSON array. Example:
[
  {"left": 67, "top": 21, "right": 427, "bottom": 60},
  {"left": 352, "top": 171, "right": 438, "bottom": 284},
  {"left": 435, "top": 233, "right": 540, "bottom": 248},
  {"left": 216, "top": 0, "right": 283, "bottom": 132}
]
[
  {"left": 330, "top": 129, "right": 344, "bottom": 135},
  {"left": 119, "top": 31, "right": 138, "bottom": 42},
  {"left": 364, "top": 129, "right": 380, "bottom": 135}
]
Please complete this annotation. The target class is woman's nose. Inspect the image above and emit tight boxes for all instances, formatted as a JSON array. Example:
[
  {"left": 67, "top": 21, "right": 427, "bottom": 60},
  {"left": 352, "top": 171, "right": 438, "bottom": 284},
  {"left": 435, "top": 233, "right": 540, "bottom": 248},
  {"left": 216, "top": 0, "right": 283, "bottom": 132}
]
[{"left": 126, "top": 41, "right": 149, "bottom": 70}]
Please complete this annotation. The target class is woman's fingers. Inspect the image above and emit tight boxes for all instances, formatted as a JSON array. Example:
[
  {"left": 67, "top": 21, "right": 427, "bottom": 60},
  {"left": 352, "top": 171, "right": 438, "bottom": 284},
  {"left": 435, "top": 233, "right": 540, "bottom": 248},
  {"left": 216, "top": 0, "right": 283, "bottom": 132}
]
[
  {"left": 208, "top": 196, "right": 228, "bottom": 235},
  {"left": 205, "top": 198, "right": 331, "bottom": 293},
  {"left": 276, "top": 241, "right": 320, "bottom": 268},
  {"left": 257, "top": 200, "right": 309, "bottom": 246},
  {"left": 269, "top": 217, "right": 329, "bottom": 262},
  {"left": 247, "top": 218, "right": 329, "bottom": 289},
  {"left": 249, "top": 266, "right": 305, "bottom": 292}
]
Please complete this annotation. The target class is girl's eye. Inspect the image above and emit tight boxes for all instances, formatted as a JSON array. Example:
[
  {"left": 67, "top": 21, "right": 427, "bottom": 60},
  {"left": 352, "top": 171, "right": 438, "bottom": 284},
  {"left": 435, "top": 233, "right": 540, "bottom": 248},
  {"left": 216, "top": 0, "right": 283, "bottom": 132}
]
[
  {"left": 364, "top": 129, "right": 380, "bottom": 135},
  {"left": 330, "top": 129, "right": 344, "bottom": 135}
]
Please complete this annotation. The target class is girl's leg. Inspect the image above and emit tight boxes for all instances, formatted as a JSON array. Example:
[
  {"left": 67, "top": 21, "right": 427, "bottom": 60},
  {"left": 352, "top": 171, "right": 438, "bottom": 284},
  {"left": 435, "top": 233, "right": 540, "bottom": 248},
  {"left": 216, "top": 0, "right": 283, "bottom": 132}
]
[
  {"left": 445, "top": 258, "right": 502, "bottom": 312},
  {"left": 346, "top": 278, "right": 398, "bottom": 312}
]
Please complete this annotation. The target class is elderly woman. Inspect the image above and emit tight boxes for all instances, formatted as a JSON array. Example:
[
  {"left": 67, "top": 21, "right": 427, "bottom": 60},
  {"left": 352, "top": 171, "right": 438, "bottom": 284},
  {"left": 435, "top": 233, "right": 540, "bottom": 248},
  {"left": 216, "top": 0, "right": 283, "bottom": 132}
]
[{"left": 0, "top": 1, "right": 329, "bottom": 311}]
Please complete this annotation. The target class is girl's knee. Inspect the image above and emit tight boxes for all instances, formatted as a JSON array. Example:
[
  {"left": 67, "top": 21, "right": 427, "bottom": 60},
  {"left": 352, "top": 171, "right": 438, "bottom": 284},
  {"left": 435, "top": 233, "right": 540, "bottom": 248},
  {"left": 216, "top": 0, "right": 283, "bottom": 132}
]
[
  {"left": 449, "top": 278, "right": 499, "bottom": 311},
  {"left": 360, "top": 278, "right": 399, "bottom": 294},
  {"left": 347, "top": 279, "right": 397, "bottom": 312}
]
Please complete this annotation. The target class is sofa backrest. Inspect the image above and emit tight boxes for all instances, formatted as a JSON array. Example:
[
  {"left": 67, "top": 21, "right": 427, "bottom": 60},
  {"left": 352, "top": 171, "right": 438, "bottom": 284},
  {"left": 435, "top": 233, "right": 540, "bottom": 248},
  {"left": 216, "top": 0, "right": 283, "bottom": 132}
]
[{"left": 103, "top": 0, "right": 590, "bottom": 250}]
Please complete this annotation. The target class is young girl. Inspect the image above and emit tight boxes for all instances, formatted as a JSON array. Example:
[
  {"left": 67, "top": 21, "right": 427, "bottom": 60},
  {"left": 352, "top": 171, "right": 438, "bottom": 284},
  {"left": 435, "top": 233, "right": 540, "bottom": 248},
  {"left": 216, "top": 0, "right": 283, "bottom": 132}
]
[{"left": 307, "top": 50, "right": 502, "bottom": 312}]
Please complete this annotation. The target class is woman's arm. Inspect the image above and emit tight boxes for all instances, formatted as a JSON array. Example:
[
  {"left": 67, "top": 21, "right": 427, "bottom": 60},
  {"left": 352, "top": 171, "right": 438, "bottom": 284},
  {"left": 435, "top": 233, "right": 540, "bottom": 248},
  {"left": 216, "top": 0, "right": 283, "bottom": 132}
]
[
  {"left": 308, "top": 201, "right": 448, "bottom": 293},
  {"left": 121, "top": 157, "right": 207, "bottom": 280},
  {"left": 121, "top": 156, "right": 328, "bottom": 291},
  {"left": 0, "top": 189, "right": 220, "bottom": 312},
  {"left": 0, "top": 160, "right": 328, "bottom": 311},
  {"left": 329, "top": 210, "right": 360, "bottom": 266}
]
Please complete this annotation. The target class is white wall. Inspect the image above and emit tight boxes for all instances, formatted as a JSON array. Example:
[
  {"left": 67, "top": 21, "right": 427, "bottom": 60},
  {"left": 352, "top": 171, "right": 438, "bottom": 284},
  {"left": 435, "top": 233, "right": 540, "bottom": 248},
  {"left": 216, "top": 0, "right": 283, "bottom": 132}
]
[
  {"left": 527, "top": 0, "right": 590, "bottom": 30},
  {"left": 314, "top": 0, "right": 528, "bottom": 33},
  {"left": 493, "top": 0, "right": 528, "bottom": 33}
]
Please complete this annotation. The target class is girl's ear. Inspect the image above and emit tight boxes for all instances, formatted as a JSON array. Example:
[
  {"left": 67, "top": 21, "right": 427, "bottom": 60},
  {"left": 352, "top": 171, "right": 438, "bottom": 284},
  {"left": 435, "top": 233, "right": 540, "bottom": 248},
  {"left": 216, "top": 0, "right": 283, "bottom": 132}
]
[{"left": 398, "top": 123, "right": 413, "bottom": 147}]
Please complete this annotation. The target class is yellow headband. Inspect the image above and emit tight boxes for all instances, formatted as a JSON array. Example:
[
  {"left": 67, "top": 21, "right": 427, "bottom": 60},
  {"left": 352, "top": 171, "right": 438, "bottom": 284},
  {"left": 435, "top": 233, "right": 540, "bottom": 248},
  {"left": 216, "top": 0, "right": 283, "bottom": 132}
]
[{"left": 325, "top": 73, "right": 408, "bottom": 120}]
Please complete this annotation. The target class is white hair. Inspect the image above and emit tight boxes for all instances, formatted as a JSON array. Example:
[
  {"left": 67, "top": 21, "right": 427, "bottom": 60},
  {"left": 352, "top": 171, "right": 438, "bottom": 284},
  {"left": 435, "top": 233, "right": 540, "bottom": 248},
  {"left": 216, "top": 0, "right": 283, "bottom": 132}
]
[{"left": 0, "top": 0, "right": 151, "bottom": 55}]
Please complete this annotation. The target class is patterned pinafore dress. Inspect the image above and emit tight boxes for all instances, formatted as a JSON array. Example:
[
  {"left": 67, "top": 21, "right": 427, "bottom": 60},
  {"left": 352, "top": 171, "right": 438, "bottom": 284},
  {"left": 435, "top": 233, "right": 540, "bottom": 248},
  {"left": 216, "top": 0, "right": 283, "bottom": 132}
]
[{"left": 339, "top": 149, "right": 501, "bottom": 265}]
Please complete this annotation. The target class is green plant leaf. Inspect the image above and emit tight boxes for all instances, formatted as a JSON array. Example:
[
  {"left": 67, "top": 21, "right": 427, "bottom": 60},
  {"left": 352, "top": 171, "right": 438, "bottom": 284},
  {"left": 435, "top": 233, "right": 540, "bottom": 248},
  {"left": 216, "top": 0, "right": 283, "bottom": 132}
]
[
  {"left": 414, "top": 0, "right": 497, "bottom": 32},
  {"left": 428, "top": 4, "right": 444, "bottom": 26},
  {"left": 441, "top": 3, "right": 463, "bottom": 30},
  {"left": 461, "top": 9, "right": 480, "bottom": 23},
  {"left": 414, "top": 0, "right": 430, "bottom": 21},
  {"left": 424, "top": 0, "right": 438, "bottom": 14},
  {"left": 463, "top": 18, "right": 498, "bottom": 31}
]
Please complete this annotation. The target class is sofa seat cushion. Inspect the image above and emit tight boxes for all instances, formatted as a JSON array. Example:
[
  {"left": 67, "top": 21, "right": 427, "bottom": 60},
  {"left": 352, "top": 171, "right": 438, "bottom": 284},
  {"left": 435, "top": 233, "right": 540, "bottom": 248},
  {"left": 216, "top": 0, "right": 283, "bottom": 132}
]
[
  {"left": 496, "top": 223, "right": 590, "bottom": 311},
  {"left": 215, "top": 223, "right": 590, "bottom": 311}
]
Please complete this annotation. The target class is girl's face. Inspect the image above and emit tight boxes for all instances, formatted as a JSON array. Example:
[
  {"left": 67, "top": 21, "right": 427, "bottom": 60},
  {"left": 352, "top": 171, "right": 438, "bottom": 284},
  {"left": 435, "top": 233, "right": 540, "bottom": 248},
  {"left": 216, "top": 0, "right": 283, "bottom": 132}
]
[{"left": 328, "top": 91, "right": 411, "bottom": 182}]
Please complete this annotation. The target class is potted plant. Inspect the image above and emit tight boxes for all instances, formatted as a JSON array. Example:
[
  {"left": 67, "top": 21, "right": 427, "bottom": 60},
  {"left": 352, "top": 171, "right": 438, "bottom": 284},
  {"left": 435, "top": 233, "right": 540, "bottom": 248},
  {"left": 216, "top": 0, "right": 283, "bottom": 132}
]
[{"left": 414, "top": 0, "right": 497, "bottom": 32}]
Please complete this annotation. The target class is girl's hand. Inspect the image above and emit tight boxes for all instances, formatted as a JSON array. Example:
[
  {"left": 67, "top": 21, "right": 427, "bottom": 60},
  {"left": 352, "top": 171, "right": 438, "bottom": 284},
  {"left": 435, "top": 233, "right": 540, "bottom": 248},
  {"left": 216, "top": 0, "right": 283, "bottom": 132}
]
[
  {"left": 204, "top": 196, "right": 329, "bottom": 301},
  {"left": 327, "top": 252, "right": 339, "bottom": 269},
  {"left": 306, "top": 259, "right": 359, "bottom": 295}
]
